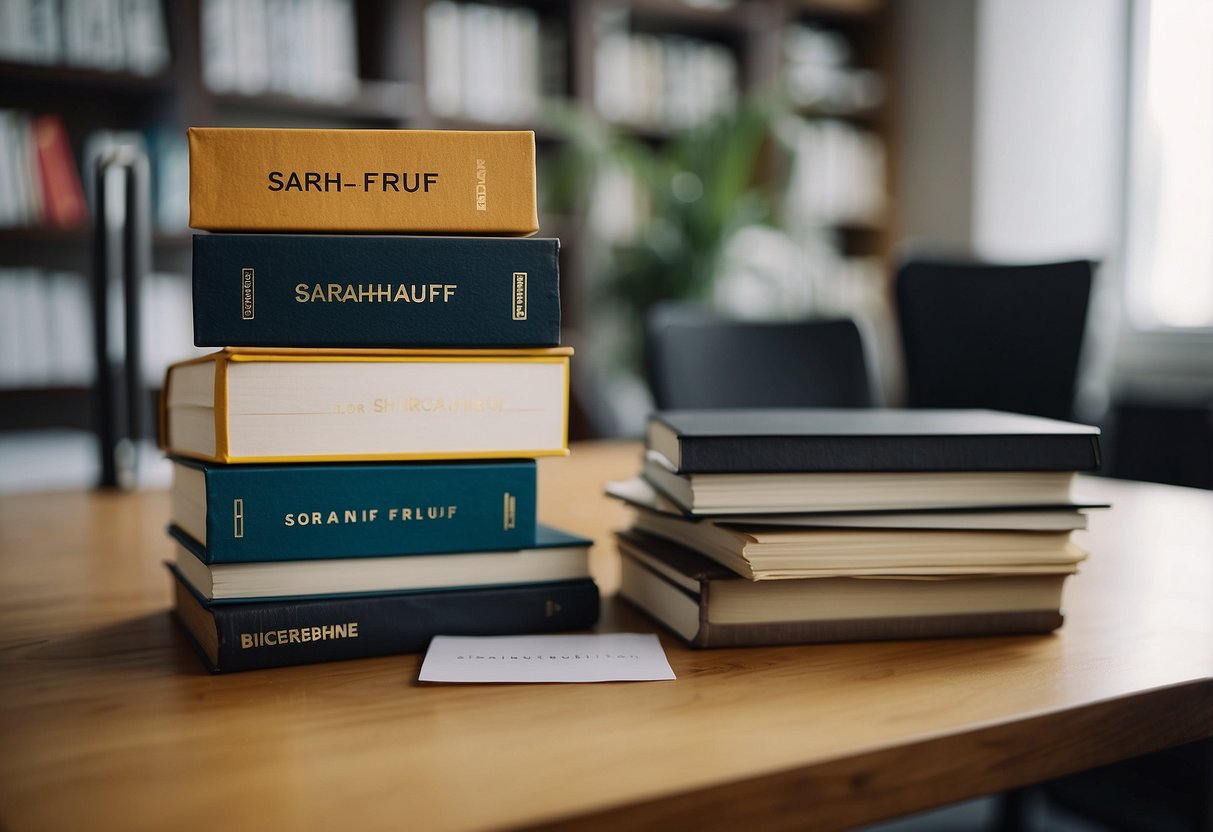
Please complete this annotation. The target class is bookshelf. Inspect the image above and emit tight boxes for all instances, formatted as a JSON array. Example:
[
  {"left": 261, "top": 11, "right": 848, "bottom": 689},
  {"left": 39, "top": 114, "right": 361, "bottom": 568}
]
[{"left": 0, "top": 0, "right": 896, "bottom": 446}]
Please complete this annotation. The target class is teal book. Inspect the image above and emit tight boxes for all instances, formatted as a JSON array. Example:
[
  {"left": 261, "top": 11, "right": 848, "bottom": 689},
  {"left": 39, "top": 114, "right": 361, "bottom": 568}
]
[
  {"left": 170, "top": 457, "right": 537, "bottom": 563},
  {"left": 192, "top": 234, "right": 560, "bottom": 347}
]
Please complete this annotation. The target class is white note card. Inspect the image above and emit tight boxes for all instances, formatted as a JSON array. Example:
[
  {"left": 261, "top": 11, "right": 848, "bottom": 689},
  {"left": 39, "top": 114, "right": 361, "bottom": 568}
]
[{"left": 418, "top": 633, "right": 676, "bottom": 683}]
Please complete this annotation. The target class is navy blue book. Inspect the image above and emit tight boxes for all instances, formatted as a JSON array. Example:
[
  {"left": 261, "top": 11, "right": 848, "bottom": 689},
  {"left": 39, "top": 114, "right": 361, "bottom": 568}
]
[
  {"left": 170, "top": 457, "right": 537, "bottom": 563},
  {"left": 192, "top": 233, "right": 560, "bottom": 347},
  {"left": 169, "top": 566, "right": 600, "bottom": 673}
]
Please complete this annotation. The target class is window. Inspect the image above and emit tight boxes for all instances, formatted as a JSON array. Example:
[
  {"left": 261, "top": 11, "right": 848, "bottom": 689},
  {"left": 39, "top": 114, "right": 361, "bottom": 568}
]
[{"left": 1123, "top": 0, "right": 1213, "bottom": 329}]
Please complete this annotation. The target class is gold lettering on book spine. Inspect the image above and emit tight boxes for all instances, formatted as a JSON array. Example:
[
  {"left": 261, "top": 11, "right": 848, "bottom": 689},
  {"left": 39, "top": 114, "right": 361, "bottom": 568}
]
[
  {"left": 233, "top": 498, "right": 244, "bottom": 538},
  {"left": 241, "top": 269, "right": 254, "bottom": 319},
  {"left": 475, "top": 158, "right": 487, "bottom": 211},
  {"left": 239, "top": 621, "right": 360, "bottom": 649},
  {"left": 512, "top": 272, "right": 527, "bottom": 320}
]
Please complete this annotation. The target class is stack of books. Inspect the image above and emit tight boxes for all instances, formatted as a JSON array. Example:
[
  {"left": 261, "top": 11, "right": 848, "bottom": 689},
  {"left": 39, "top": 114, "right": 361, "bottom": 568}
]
[
  {"left": 163, "top": 127, "right": 599, "bottom": 672},
  {"left": 609, "top": 408, "right": 1104, "bottom": 648}
]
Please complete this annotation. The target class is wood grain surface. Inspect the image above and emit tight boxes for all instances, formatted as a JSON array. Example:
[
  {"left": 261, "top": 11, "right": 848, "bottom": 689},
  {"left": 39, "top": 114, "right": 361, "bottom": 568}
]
[{"left": 1, "top": 440, "right": 1210, "bottom": 832}]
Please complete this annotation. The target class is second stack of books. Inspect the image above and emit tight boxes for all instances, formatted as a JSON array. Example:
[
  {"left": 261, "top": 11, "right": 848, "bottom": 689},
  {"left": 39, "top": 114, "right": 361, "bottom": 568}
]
[
  {"left": 610, "top": 408, "right": 1103, "bottom": 647},
  {"left": 164, "top": 127, "right": 598, "bottom": 672}
]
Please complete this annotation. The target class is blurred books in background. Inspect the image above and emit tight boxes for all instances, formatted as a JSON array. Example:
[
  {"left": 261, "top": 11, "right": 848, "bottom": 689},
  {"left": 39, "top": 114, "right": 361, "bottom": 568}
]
[
  {"left": 0, "top": 0, "right": 169, "bottom": 75},
  {"left": 0, "top": 111, "right": 188, "bottom": 234},
  {"left": 0, "top": 268, "right": 203, "bottom": 389},
  {"left": 200, "top": 0, "right": 358, "bottom": 101}
]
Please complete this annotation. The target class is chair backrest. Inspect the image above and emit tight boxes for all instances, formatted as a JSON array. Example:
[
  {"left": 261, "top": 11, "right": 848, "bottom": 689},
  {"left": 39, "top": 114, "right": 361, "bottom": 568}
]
[
  {"left": 644, "top": 302, "right": 873, "bottom": 410},
  {"left": 895, "top": 259, "right": 1094, "bottom": 421}
]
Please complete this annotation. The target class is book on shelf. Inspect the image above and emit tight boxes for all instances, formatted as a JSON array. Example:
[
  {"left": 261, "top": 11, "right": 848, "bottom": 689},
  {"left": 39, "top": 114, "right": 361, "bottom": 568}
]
[
  {"left": 0, "top": 110, "right": 41, "bottom": 228},
  {"left": 63, "top": 0, "right": 169, "bottom": 74},
  {"left": 187, "top": 127, "right": 539, "bottom": 234},
  {"left": 594, "top": 24, "right": 739, "bottom": 130},
  {"left": 170, "top": 567, "right": 600, "bottom": 673},
  {"left": 173, "top": 523, "right": 592, "bottom": 602},
  {"left": 200, "top": 0, "right": 358, "bottom": 101},
  {"left": 159, "top": 347, "right": 571, "bottom": 463},
  {"left": 784, "top": 118, "right": 886, "bottom": 227},
  {"left": 31, "top": 114, "right": 87, "bottom": 229},
  {"left": 606, "top": 475, "right": 1095, "bottom": 531},
  {"left": 648, "top": 408, "right": 1103, "bottom": 474},
  {"left": 171, "top": 457, "right": 538, "bottom": 563},
  {"left": 626, "top": 506, "right": 1086, "bottom": 581},
  {"left": 616, "top": 530, "right": 1067, "bottom": 649},
  {"left": 0, "top": 268, "right": 200, "bottom": 389},
  {"left": 191, "top": 234, "right": 560, "bottom": 348},
  {"left": 783, "top": 22, "right": 886, "bottom": 114},
  {"left": 0, "top": 268, "right": 93, "bottom": 388},
  {"left": 146, "top": 125, "right": 189, "bottom": 232},
  {"left": 0, "top": 0, "right": 168, "bottom": 74},
  {"left": 0, "top": 0, "right": 60, "bottom": 65},
  {"left": 425, "top": 0, "right": 547, "bottom": 124}
]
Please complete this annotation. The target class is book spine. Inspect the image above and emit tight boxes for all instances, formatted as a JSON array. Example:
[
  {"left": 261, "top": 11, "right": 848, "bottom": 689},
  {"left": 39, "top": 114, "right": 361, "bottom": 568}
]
[
  {"left": 187, "top": 127, "right": 539, "bottom": 234},
  {"left": 32, "top": 114, "right": 87, "bottom": 229},
  {"left": 677, "top": 434, "right": 1102, "bottom": 473},
  {"left": 204, "top": 580, "right": 600, "bottom": 672},
  {"left": 192, "top": 234, "right": 560, "bottom": 348},
  {"left": 693, "top": 611, "right": 1064, "bottom": 648},
  {"left": 193, "top": 460, "right": 538, "bottom": 562}
]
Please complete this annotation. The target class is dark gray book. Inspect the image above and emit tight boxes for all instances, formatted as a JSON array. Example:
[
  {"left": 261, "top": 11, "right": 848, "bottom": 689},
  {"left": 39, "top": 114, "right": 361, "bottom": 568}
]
[
  {"left": 648, "top": 408, "right": 1102, "bottom": 474},
  {"left": 171, "top": 566, "right": 599, "bottom": 673}
]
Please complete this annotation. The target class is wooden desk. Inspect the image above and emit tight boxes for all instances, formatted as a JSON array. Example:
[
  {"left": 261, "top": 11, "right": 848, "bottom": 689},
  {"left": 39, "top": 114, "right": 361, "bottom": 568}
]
[{"left": 1, "top": 441, "right": 1210, "bottom": 831}]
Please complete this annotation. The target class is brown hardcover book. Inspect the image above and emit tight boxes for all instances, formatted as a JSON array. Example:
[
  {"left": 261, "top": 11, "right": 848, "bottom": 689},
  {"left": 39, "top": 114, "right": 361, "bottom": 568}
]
[
  {"left": 188, "top": 127, "right": 538, "bottom": 234},
  {"left": 616, "top": 530, "right": 1066, "bottom": 649}
]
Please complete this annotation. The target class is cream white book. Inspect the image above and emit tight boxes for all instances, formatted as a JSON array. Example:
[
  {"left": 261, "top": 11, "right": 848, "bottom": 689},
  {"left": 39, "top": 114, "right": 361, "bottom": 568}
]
[
  {"left": 630, "top": 508, "right": 1087, "bottom": 581},
  {"left": 174, "top": 524, "right": 591, "bottom": 601},
  {"left": 643, "top": 455, "right": 1077, "bottom": 515},
  {"left": 606, "top": 476, "right": 1093, "bottom": 531},
  {"left": 161, "top": 347, "right": 571, "bottom": 463}
]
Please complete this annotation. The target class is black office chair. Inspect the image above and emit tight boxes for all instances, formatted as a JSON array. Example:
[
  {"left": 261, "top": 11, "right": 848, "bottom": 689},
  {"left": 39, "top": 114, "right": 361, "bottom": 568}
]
[
  {"left": 895, "top": 260, "right": 1213, "bottom": 832},
  {"left": 644, "top": 302, "right": 874, "bottom": 410},
  {"left": 1037, "top": 741, "right": 1213, "bottom": 832},
  {"left": 895, "top": 259, "right": 1094, "bottom": 421}
]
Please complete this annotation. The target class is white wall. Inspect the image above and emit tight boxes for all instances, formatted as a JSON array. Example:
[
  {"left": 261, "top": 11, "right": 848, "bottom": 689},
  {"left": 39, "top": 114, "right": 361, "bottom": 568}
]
[
  {"left": 895, "top": 0, "right": 977, "bottom": 255},
  {"left": 972, "top": 0, "right": 1128, "bottom": 262}
]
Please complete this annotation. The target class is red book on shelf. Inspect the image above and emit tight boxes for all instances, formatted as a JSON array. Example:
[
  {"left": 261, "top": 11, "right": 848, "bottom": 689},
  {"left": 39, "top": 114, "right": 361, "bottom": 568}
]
[{"left": 32, "top": 114, "right": 87, "bottom": 230}]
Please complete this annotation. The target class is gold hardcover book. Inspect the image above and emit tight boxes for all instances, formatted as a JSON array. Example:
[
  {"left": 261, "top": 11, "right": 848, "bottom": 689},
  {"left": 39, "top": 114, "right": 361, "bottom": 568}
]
[
  {"left": 188, "top": 128, "right": 539, "bottom": 234},
  {"left": 160, "top": 347, "right": 571, "bottom": 463}
]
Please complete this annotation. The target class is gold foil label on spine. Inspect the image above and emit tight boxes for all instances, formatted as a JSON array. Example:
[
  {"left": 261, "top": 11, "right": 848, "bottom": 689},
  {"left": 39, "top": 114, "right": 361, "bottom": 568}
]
[
  {"left": 233, "top": 498, "right": 244, "bottom": 538},
  {"left": 241, "top": 269, "right": 255, "bottom": 319},
  {"left": 503, "top": 492, "right": 516, "bottom": 530},
  {"left": 475, "top": 158, "right": 487, "bottom": 211},
  {"left": 512, "top": 272, "right": 527, "bottom": 320}
]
